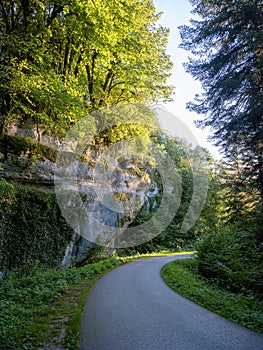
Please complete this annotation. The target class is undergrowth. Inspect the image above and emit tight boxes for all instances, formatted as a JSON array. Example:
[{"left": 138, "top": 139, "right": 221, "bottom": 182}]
[
  {"left": 0, "top": 258, "right": 121, "bottom": 350},
  {"left": 162, "top": 258, "right": 263, "bottom": 334}
]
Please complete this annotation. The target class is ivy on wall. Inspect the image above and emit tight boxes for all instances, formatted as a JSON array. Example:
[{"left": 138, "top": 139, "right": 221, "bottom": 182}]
[{"left": 0, "top": 179, "right": 73, "bottom": 271}]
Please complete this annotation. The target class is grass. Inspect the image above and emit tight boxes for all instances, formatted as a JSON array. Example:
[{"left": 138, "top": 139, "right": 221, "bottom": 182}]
[
  {"left": 161, "top": 257, "right": 263, "bottom": 334},
  {"left": 0, "top": 258, "right": 121, "bottom": 350}
]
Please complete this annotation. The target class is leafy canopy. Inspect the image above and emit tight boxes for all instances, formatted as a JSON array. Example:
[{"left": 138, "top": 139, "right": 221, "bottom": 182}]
[{"left": 0, "top": 0, "right": 173, "bottom": 137}]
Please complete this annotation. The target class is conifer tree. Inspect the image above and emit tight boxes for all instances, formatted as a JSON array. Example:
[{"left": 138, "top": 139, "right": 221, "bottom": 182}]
[{"left": 180, "top": 0, "right": 263, "bottom": 200}]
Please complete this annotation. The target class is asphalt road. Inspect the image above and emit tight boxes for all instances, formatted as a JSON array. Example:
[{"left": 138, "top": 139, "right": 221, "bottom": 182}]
[{"left": 80, "top": 255, "right": 263, "bottom": 350}]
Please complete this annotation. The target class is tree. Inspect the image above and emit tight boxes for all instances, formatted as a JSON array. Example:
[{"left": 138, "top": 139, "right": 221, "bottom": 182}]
[
  {"left": 179, "top": 0, "right": 263, "bottom": 199},
  {"left": 0, "top": 0, "right": 173, "bottom": 138},
  {"left": 0, "top": 0, "right": 88, "bottom": 137},
  {"left": 220, "top": 156, "right": 260, "bottom": 226}
]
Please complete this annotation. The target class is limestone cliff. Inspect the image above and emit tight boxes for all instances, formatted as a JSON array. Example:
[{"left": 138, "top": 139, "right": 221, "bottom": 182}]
[{"left": 0, "top": 132, "right": 159, "bottom": 269}]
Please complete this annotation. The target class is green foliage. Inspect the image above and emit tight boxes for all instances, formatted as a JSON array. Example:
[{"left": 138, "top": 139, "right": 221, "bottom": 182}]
[
  {"left": 0, "top": 180, "right": 73, "bottom": 271},
  {"left": 90, "top": 104, "right": 160, "bottom": 159},
  {"left": 78, "top": 244, "right": 109, "bottom": 265},
  {"left": 0, "top": 178, "right": 15, "bottom": 215},
  {"left": 118, "top": 133, "right": 214, "bottom": 255},
  {"left": 162, "top": 258, "right": 263, "bottom": 334},
  {"left": 191, "top": 158, "right": 263, "bottom": 301},
  {"left": 194, "top": 167, "right": 222, "bottom": 236},
  {"left": 0, "top": 258, "right": 120, "bottom": 349},
  {"left": 0, "top": 134, "right": 57, "bottom": 163},
  {"left": 180, "top": 0, "right": 263, "bottom": 199},
  {"left": 0, "top": 0, "right": 173, "bottom": 136},
  {"left": 252, "top": 202, "right": 263, "bottom": 243},
  {"left": 216, "top": 160, "right": 262, "bottom": 232},
  {"left": 196, "top": 229, "right": 263, "bottom": 299}
]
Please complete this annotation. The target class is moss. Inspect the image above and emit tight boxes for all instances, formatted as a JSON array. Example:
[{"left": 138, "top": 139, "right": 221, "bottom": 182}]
[
  {"left": 0, "top": 134, "right": 57, "bottom": 163},
  {"left": 113, "top": 192, "right": 133, "bottom": 201}
]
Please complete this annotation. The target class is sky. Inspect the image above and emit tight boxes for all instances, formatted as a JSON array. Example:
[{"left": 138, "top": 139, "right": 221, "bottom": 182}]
[{"left": 153, "top": 0, "right": 222, "bottom": 159}]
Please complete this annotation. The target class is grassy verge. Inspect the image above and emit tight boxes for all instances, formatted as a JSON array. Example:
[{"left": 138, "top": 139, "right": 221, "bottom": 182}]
[
  {"left": 0, "top": 258, "right": 121, "bottom": 350},
  {"left": 65, "top": 262, "right": 123, "bottom": 349},
  {"left": 161, "top": 258, "right": 263, "bottom": 334}
]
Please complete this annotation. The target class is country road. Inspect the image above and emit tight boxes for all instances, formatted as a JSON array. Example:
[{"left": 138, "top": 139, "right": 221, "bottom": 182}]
[{"left": 80, "top": 255, "right": 263, "bottom": 350}]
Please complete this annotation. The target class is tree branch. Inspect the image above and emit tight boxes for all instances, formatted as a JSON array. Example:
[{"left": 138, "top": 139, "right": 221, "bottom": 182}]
[
  {"left": 47, "top": 5, "right": 64, "bottom": 27},
  {"left": 0, "top": 0, "right": 10, "bottom": 32}
]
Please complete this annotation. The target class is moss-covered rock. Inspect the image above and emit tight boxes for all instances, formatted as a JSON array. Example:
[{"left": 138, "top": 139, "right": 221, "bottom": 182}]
[{"left": 0, "top": 179, "right": 73, "bottom": 271}]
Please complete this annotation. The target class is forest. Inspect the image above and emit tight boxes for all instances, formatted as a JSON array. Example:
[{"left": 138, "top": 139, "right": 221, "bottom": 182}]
[{"left": 0, "top": 0, "right": 262, "bottom": 348}]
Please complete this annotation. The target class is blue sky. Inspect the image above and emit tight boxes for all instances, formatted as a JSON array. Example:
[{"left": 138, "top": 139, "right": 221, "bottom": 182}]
[{"left": 153, "top": 0, "right": 221, "bottom": 159}]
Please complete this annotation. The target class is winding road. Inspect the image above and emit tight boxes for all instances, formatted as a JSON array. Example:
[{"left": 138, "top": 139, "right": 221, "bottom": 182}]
[{"left": 80, "top": 255, "right": 263, "bottom": 350}]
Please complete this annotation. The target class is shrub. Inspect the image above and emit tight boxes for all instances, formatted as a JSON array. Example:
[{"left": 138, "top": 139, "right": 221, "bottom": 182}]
[{"left": 197, "top": 228, "right": 263, "bottom": 299}]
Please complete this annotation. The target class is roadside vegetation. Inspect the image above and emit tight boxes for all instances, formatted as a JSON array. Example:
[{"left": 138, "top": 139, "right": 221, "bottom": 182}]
[
  {"left": 0, "top": 257, "right": 121, "bottom": 350},
  {"left": 162, "top": 257, "right": 263, "bottom": 335}
]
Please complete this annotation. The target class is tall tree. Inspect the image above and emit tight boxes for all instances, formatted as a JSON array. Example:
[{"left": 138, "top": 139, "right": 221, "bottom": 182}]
[
  {"left": 219, "top": 158, "right": 259, "bottom": 227},
  {"left": 179, "top": 0, "right": 263, "bottom": 199},
  {"left": 0, "top": 0, "right": 87, "bottom": 137},
  {"left": 0, "top": 0, "right": 173, "bottom": 138}
]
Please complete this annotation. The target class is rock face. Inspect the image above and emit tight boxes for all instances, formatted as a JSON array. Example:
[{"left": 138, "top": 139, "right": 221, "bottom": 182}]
[
  {"left": 55, "top": 146, "right": 154, "bottom": 259},
  {"left": 61, "top": 232, "right": 95, "bottom": 269},
  {"left": 0, "top": 133, "right": 158, "bottom": 267},
  {"left": 0, "top": 153, "right": 55, "bottom": 186}
]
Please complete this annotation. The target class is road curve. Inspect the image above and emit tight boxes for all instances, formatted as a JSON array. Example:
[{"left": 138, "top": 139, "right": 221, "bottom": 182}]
[{"left": 80, "top": 255, "right": 263, "bottom": 350}]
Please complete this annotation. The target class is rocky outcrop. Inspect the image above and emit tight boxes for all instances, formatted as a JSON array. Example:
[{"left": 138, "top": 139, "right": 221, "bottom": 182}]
[
  {"left": 0, "top": 132, "right": 57, "bottom": 187},
  {"left": 0, "top": 153, "right": 55, "bottom": 186},
  {"left": 0, "top": 133, "right": 158, "bottom": 268}
]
